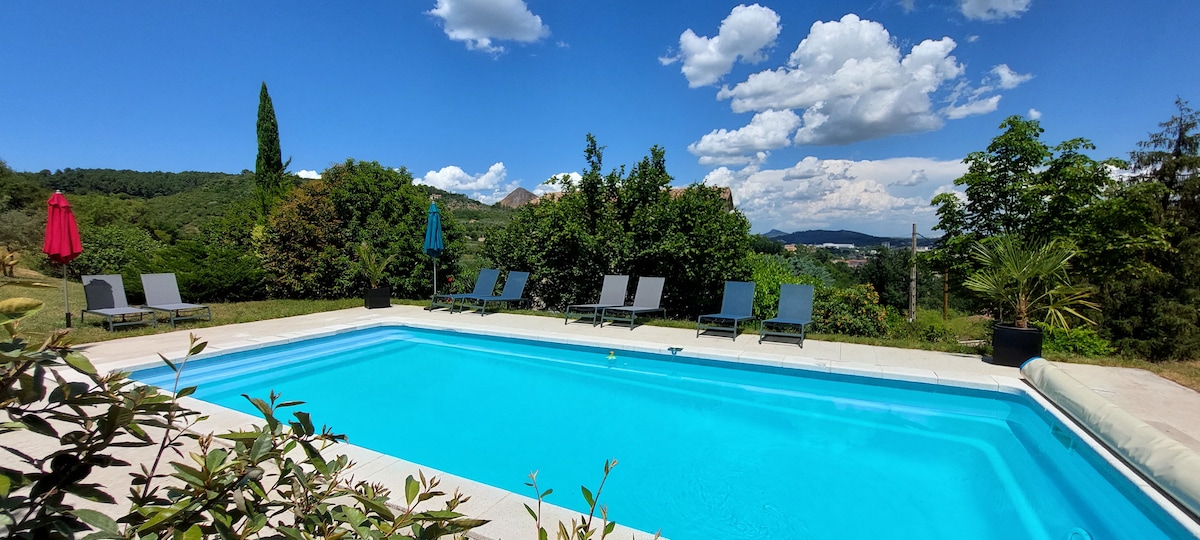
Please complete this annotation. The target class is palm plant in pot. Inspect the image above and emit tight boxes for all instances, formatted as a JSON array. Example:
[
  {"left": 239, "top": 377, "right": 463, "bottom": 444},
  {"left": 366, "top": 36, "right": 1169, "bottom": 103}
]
[
  {"left": 357, "top": 240, "right": 395, "bottom": 309},
  {"left": 964, "top": 236, "right": 1098, "bottom": 367}
]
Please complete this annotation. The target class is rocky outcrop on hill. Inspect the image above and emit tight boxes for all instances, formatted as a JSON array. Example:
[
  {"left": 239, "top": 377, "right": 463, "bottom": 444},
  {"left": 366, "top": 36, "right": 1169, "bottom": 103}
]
[{"left": 498, "top": 187, "right": 537, "bottom": 208}]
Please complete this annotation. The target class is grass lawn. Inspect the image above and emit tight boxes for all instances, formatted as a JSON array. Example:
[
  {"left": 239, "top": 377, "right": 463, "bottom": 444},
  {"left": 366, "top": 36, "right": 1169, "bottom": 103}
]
[
  {"left": 6, "top": 267, "right": 1200, "bottom": 392},
  {"left": 2, "top": 268, "right": 364, "bottom": 344}
]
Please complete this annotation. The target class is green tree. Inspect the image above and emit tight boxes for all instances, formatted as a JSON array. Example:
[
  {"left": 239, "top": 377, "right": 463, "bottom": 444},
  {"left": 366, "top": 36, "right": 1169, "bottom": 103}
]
[
  {"left": 260, "top": 181, "right": 351, "bottom": 298},
  {"left": 484, "top": 136, "right": 751, "bottom": 317},
  {"left": 254, "top": 82, "right": 295, "bottom": 217},
  {"left": 749, "top": 234, "right": 784, "bottom": 254},
  {"left": 256, "top": 82, "right": 286, "bottom": 181},
  {"left": 260, "top": 159, "right": 461, "bottom": 300},
  {"left": 856, "top": 247, "right": 940, "bottom": 313},
  {"left": 0, "top": 159, "right": 47, "bottom": 252},
  {"left": 1099, "top": 99, "right": 1200, "bottom": 359},
  {"left": 931, "top": 115, "right": 1117, "bottom": 322}
]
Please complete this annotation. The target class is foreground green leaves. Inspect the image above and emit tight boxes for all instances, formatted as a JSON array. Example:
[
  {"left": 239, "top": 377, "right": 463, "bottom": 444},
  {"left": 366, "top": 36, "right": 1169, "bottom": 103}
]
[{"left": 1, "top": 322, "right": 485, "bottom": 539}]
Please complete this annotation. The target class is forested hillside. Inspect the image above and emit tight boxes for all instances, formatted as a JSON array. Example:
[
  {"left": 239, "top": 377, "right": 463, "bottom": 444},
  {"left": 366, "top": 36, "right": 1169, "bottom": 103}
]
[{"left": 17, "top": 168, "right": 250, "bottom": 198}]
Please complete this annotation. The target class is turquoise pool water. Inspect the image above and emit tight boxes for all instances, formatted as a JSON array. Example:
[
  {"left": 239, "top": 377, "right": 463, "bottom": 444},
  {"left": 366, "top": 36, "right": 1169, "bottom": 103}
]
[{"left": 132, "top": 326, "right": 1192, "bottom": 539}]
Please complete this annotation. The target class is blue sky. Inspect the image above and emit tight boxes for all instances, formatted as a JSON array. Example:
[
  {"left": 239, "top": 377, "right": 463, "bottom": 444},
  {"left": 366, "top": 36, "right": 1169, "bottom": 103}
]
[{"left": 3, "top": 1, "right": 1197, "bottom": 237}]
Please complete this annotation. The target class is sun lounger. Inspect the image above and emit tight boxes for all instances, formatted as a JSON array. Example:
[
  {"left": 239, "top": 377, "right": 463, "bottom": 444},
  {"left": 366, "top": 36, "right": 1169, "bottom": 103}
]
[
  {"left": 601, "top": 277, "right": 666, "bottom": 330},
  {"left": 81, "top": 274, "right": 156, "bottom": 331},
  {"left": 141, "top": 273, "right": 212, "bottom": 328},
  {"left": 564, "top": 275, "right": 629, "bottom": 326},
  {"left": 696, "top": 281, "right": 756, "bottom": 340},
  {"left": 456, "top": 271, "right": 531, "bottom": 315},
  {"left": 759, "top": 284, "right": 814, "bottom": 347},
  {"left": 430, "top": 268, "right": 500, "bottom": 311}
]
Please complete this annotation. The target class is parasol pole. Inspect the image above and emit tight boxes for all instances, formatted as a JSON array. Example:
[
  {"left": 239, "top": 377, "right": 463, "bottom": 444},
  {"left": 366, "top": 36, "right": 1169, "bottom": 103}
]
[
  {"left": 433, "top": 257, "right": 438, "bottom": 298},
  {"left": 63, "top": 263, "right": 71, "bottom": 328}
]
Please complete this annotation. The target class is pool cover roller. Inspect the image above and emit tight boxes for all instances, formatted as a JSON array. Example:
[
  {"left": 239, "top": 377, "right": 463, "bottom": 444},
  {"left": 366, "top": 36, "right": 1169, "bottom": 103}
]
[{"left": 1022, "top": 358, "right": 1200, "bottom": 519}]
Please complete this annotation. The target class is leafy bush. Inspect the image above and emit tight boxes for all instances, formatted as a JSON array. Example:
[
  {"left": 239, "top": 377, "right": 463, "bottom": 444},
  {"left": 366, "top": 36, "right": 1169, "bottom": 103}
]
[
  {"left": 70, "top": 224, "right": 163, "bottom": 277},
  {"left": 143, "top": 240, "right": 267, "bottom": 302},
  {"left": 1035, "top": 322, "right": 1115, "bottom": 357},
  {"left": 812, "top": 284, "right": 889, "bottom": 338},
  {"left": 778, "top": 252, "right": 837, "bottom": 286},
  {"left": 0, "top": 300, "right": 483, "bottom": 538},
  {"left": 749, "top": 253, "right": 817, "bottom": 320},
  {"left": 260, "top": 159, "right": 461, "bottom": 300},
  {"left": 526, "top": 459, "right": 661, "bottom": 540},
  {"left": 886, "top": 309, "right": 960, "bottom": 343},
  {"left": 260, "top": 180, "right": 352, "bottom": 298}
]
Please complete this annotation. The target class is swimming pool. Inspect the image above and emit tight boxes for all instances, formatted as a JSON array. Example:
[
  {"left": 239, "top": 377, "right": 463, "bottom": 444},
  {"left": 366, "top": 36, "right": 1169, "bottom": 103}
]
[{"left": 132, "top": 326, "right": 1194, "bottom": 539}]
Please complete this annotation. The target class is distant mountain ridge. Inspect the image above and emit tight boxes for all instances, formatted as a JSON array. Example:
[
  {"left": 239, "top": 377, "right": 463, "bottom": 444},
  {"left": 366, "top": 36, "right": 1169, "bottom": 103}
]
[{"left": 770, "top": 229, "right": 938, "bottom": 247}]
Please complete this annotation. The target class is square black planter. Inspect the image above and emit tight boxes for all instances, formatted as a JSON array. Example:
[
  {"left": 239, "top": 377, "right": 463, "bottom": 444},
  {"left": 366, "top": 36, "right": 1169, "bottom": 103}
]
[
  {"left": 992, "top": 324, "right": 1042, "bottom": 367},
  {"left": 364, "top": 287, "right": 392, "bottom": 309}
]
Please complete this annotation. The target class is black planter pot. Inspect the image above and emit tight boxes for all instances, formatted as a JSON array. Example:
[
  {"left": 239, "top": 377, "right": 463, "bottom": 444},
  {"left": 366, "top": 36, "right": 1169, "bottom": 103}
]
[
  {"left": 364, "top": 287, "right": 391, "bottom": 309},
  {"left": 992, "top": 324, "right": 1042, "bottom": 367}
]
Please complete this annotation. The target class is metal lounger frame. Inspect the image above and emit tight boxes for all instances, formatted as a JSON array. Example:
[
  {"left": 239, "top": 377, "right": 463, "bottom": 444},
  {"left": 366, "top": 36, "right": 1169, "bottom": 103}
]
[
  {"left": 564, "top": 275, "right": 630, "bottom": 326},
  {"left": 455, "top": 271, "right": 531, "bottom": 315},
  {"left": 598, "top": 277, "right": 665, "bottom": 330},
  {"left": 429, "top": 268, "right": 500, "bottom": 311},
  {"left": 758, "top": 284, "right": 814, "bottom": 347},
  {"left": 81, "top": 274, "right": 157, "bottom": 332},
  {"left": 695, "top": 281, "right": 756, "bottom": 341}
]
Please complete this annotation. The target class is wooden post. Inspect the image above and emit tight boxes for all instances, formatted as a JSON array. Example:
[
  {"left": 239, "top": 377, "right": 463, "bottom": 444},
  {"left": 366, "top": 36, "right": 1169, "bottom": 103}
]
[
  {"left": 943, "top": 267, "right": 949, "bottom": 320},
  {"left": 909, "top": 224, "right": 917, "bottom": 323}
]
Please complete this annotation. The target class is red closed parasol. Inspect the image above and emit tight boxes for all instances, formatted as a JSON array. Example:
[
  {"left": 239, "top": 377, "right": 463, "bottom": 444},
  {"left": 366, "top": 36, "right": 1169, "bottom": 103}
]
[{"left": 42, "top": 191, "right": 83, "bottom": 327}]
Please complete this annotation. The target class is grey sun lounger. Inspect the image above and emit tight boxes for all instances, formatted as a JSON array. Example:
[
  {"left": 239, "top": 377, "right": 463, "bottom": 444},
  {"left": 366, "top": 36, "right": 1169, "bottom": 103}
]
[
  {"left": 601, "top": 277, "right": 666, "bottom": 330},
  {"left": 81, "top": 274, "right": 156, "bottom": 331},
  {"left": 564, "top": 274, "right": 629, "bottom": 326},
  {"left": 697, "top": 281, "right": 756, "bottom": 340},
  {"left": 430, "top": 268, "right": 500, "bottom": 311},
  {"left": 141, "top": 273, "right": 212, "bottom": 328},
  {"left": 759, "top": 283, "right": 814, "bottom": 347},
  {"left": 456, "top": 271, "right": 531, "bottom": 315}
]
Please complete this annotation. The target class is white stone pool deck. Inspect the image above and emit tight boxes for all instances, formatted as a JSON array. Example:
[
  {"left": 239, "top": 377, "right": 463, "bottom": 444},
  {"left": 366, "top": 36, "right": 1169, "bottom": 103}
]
[{"left": 30, "top": 306, "right": 1200, "bottom": 537}]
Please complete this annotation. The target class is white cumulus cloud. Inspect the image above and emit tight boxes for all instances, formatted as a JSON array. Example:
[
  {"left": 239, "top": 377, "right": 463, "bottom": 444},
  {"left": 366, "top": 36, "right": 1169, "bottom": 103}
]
[
  {"left": 688, "top": 109, "right": 800, "bottom": 165},
  {"left": 990, "top": 64, "right": 1032, "bottom": 89},
  {"left": 960, "top": 0, "right": 1031, "bottom": 21},
  {"left": 417, "top": 162, "right": 521, "bottom": 204},
  {"left": 296, "top": 169, "right": 321, "bottom": 179},
  {"left": 890, "top": 169, "right": 929, "bottom": 187},
  {"left": 427, "top": 0, "right": 549, "bottom": 54},
  {"left": 662, "top": 4, "right": 781, "bottom": 88},
  {"left": 714, "top": 14, "right": 965, "bottom": 147},
  {"left": 943, "top": 94, "right": 1001, "bottom": 119},
  {"left": 703, "top": 156, "right": 967, "bottom": 234},
  {"left": 534, "top": 172, "right": 578, "bottom": 195},
  {"left": 1028, "top": 107, "right": 1042, "bottom": 119}
]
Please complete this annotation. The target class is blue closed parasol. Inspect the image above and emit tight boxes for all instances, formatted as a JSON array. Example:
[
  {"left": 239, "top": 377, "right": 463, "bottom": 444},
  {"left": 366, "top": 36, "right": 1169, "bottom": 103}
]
[{"left": 423, "top": 202, "right": 445, "bottom": 297}]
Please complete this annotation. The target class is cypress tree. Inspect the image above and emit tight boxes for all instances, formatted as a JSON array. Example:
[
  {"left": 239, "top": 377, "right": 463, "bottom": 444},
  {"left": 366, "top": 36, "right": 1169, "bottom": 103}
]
[{"left": 255, "top": 82, "right": 284, "bottom": 182}]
